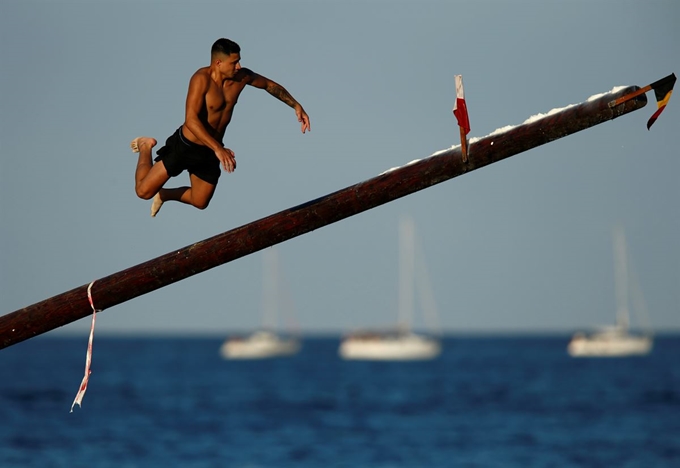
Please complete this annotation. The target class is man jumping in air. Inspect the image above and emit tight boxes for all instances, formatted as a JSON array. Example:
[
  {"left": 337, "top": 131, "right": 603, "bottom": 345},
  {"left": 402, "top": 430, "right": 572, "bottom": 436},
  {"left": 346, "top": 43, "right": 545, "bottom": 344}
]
[{"left": 131, "top": 38, "right": 311, "bottom": 217}]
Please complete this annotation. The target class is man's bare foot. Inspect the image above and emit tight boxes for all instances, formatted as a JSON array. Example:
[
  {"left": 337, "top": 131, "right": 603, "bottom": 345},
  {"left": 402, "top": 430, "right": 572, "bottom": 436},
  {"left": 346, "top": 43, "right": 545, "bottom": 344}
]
[
  {"left": 130, "top": 137, "right": 157, "bottom": 153},
  {"left": 151, "top": 193, "right": 164, "bottom": 217}
]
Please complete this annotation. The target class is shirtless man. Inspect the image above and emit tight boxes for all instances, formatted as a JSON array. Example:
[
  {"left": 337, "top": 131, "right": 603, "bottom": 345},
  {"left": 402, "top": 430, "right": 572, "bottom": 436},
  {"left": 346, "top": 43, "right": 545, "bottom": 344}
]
[{"left": 131, "top": 38, "right": 310, "bottom": 217}]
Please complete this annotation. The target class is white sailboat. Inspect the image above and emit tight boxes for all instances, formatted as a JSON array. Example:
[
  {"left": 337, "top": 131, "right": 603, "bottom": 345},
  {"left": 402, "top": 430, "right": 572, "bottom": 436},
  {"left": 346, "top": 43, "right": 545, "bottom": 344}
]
[
  {"left": 567, "top": 227, "right": 653, "bottom": 357},
  {"left": 339, "top": 216, "right": 441, "bottom": 361},
  {"left": 220, "top": 248, "right": 301, "bottom": 360}
]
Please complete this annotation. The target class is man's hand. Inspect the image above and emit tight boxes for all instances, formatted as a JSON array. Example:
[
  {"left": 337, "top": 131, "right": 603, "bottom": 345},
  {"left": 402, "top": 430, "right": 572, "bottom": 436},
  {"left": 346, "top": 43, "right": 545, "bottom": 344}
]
[
  {"left": 296, "top": 106, "right": 311, "bottom": 134},
  {"left": 215, "top": 147, "right": 236, "bottom": 173}
]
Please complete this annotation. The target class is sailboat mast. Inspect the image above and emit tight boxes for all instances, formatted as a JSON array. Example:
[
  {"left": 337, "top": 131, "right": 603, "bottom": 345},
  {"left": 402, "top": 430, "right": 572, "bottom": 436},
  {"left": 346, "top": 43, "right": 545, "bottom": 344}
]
[
  {"left": 398, "top": 216, "right": 416, "bottom": 330},
  {"left": 613, "top": 227, "right": 630, "bottom": 330},
  {"left": 262, "top": 248, "right": 279, "bottom": 330}
]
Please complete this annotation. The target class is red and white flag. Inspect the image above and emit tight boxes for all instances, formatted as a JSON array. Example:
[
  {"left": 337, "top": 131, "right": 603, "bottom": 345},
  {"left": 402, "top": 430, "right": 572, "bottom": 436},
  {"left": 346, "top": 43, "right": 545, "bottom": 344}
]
[{"left": 453, "top": 75, "right": 470, "bottom": 135}]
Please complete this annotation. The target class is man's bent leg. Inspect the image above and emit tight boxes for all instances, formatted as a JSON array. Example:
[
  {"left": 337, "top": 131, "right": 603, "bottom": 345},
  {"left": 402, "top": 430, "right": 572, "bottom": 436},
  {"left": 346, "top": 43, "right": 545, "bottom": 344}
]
[
  {"left": 159, "top": 174, "right": 216, "bottom": 211},
  {"left": 186, "top": 174, "right": 217, "bottom": 210},
  {"left": 130, "top": 137, "right": 170, "bottom": 200}
]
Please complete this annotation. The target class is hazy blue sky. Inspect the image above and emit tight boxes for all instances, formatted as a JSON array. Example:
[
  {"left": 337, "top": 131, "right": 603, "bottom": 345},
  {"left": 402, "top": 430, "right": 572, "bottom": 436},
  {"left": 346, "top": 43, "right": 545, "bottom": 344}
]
[{"left": 1, "top": 0, "right": 678, "bottom": 337}]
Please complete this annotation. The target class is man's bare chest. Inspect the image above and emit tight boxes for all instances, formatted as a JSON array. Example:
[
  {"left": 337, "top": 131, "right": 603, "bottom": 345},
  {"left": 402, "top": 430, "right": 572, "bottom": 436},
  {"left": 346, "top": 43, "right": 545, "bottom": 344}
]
[{"left": 205, "top": 84, "right": 243, "bottom": 114}]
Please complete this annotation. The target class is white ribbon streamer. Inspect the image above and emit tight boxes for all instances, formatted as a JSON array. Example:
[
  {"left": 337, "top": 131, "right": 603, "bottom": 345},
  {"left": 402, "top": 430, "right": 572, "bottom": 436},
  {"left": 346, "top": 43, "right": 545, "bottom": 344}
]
[{"left": 70, "top": 280, "right": 99, "bottom": 412}]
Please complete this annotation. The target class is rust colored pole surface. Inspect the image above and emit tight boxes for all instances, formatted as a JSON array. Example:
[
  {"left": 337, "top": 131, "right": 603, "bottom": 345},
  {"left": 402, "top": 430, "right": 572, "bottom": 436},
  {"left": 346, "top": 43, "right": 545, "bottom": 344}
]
[{"left": 0, "top": 85, "right": 647, "bottom": 349}]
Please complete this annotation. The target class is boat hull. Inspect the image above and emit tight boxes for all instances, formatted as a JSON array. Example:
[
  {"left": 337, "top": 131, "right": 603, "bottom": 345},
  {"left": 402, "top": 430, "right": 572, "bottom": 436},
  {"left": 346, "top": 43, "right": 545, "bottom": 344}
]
[
  {"left": 220, "top": 332, "right": 300, "bottom": 360},
  {"left": 567, "top": 333, "right": 652, "bottom": 357},
  {"left": 339, "top": 334, "right": 441, "bottom": 361}
]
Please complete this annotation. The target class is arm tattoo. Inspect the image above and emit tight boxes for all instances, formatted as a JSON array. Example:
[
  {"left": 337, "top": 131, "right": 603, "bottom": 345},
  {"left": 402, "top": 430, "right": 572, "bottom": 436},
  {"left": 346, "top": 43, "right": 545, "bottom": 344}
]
[{"left": 266, "top": 82, "right": 298, "bottom": 108}]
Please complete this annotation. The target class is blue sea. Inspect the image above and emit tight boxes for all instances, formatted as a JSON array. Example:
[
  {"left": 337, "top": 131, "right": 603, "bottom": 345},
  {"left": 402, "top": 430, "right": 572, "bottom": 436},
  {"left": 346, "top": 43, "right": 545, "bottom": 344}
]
[{"left": 1, "top": 335, "right": 679, "bottom": 467}]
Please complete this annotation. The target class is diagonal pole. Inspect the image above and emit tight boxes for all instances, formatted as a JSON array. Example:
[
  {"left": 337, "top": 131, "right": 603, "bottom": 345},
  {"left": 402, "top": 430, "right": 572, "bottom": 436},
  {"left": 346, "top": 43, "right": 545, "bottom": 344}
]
[{"left": 0, "top": 83, "right": 648, "bottom": 349}]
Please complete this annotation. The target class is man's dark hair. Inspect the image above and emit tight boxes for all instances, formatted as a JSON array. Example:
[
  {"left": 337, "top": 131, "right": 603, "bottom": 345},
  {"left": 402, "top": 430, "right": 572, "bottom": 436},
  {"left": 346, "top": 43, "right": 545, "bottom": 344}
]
[{"left": 211, "top": 38, "right": 240, "bottom": 58}]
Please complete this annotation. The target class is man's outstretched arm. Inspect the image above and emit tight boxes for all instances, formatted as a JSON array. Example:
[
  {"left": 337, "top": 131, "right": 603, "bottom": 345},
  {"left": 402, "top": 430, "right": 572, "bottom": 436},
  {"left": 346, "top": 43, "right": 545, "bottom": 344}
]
[{"left": 248, "top": 71, "right": 311, "bottom": 133}]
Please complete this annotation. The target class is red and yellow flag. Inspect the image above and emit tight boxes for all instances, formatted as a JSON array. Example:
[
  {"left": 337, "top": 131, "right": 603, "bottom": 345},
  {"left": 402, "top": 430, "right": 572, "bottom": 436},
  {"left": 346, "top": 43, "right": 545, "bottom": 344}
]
[{"left": 647, "top": 73, "right": 676, "bottom": 130}]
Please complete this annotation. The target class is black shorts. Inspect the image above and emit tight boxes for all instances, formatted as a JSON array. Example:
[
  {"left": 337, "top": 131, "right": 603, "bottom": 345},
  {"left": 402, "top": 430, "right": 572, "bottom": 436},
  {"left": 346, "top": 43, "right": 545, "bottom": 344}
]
[{"left": 154, "top": 127, "right": 221, "bottom": 185}]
